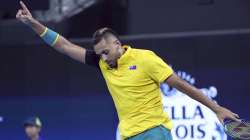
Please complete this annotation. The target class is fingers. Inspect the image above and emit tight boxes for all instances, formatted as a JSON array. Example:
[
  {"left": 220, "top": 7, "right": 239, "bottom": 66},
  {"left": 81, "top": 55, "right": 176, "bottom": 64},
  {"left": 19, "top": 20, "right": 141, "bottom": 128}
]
[
  {"left": 217, "top": 112, "right": 241, "bottom": 126},
  {"left": 232, "top": 118, "right": 241, "bottom": 122},
  {"left": 20, "top": 1, "right": 32, "bottom": 15},
  {"left": 230, "top": 112, "right": 241, "bottom": 122},
  {"left": 16, "top": 9, "right": 22, "bottom": 19},
  {"left": 16, "top": 9, "right": 25, "bottom": 18},
  {"left": 230, "top": 114, "right": 241, "bottom": 122},
  {"left": 16, "top": 9, "right": 29, "bottom": 22},
  {"left": 233, "top": 113, "right": 240, "bottom": 118},
  {"left": 219, "top": 118, "right": 224, "bottom": 125},
  {"left": 20, "top": 1, "right": 28, "bottom": 11}
]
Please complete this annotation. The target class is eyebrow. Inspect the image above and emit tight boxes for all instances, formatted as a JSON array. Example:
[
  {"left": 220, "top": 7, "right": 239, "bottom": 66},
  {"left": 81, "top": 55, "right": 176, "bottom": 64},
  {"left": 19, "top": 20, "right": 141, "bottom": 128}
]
[{"left": 96, "top": 49, "right": 109, "bottom": 55}]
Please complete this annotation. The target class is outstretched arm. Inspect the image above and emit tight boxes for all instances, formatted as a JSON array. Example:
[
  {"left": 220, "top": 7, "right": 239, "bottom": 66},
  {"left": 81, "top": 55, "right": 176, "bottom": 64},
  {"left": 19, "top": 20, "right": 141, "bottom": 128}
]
[
  {"left": 16, "top": 1, "right": 86, "bottom": 63},
  {"left": 165, "top": 73, "right": 240, "bottom": 124}
]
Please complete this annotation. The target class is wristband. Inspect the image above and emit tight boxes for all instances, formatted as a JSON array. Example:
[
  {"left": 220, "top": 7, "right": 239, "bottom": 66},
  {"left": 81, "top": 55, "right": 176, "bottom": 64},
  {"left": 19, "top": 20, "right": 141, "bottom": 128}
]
[{"left": 40, "top": 27, "right": 59, "bottom": 46}]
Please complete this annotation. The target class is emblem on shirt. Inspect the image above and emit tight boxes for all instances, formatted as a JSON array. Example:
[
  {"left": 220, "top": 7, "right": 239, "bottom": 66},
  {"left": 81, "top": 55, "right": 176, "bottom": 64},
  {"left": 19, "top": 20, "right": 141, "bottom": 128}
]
[{"left": 129, "top": 65, "right": 137, "bottom": 70}]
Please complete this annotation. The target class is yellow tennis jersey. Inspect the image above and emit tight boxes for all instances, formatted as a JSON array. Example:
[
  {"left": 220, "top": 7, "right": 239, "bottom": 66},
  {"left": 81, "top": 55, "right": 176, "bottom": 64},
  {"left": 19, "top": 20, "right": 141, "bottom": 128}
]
[{"left": 99, "top": 45, "right": 174, "bottom": 139}]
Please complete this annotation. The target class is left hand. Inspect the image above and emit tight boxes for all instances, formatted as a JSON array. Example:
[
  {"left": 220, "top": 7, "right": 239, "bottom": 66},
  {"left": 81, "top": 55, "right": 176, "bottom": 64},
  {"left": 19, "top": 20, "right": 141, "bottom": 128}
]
[{"left": 216, "top": 106, "right": 240, "bottom": 124}]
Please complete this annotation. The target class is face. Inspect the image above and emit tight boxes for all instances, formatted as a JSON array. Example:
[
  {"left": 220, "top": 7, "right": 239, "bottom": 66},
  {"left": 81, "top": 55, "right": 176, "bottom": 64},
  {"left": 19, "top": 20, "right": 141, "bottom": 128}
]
[
  {"left": 25, "top": 125, "right": 41, "bottom": 138},
  {"left": 94, "top": 36, "right": 122, "bottom": 68}
]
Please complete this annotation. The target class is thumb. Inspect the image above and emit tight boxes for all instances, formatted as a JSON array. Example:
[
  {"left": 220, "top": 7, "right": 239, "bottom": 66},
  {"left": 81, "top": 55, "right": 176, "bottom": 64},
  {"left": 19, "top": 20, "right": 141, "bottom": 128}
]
[
  {"left": 217, "top": 115, "right": 224, "bottom": 125},
  {"left": 233, "top": 113, "right": 240, "bottom": 119},
  {"left": 219, "top": 118, "right": 224, "bottom": 125}
]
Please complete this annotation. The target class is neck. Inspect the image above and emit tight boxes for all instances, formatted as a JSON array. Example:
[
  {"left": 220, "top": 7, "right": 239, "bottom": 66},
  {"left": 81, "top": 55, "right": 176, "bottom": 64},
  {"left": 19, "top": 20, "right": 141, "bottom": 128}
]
[
  {"left": 112, "top": 47, "right": 125, "bottom": 69},
  {"left": 31, "top": 135, "right": 39, "bottom": 140},
  {"left": 119, "top": 46, "right": 126, "bottom": 57}
]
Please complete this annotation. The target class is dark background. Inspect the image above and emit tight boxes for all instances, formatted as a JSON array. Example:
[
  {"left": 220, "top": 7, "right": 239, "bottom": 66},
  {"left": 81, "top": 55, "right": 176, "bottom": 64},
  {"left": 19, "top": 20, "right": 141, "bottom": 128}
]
[{"left": 0, "top": 0, "right": 250, "bottom": 140}]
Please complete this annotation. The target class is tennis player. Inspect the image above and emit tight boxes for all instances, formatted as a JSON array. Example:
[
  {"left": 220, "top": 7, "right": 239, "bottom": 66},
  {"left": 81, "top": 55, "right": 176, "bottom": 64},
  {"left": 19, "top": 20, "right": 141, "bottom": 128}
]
[{"left": 16, "top": 1, "right": 240, "bottom": 140}]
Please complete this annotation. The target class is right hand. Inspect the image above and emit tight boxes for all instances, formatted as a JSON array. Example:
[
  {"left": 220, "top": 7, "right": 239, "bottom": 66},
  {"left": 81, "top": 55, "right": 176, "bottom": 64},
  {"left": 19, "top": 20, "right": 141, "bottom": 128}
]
[
  {"left": 216, "top": 106, "right": 240, "bottom": 125},
  {"left": 16, "top": 1, "right": 33, "bottom": 24}
]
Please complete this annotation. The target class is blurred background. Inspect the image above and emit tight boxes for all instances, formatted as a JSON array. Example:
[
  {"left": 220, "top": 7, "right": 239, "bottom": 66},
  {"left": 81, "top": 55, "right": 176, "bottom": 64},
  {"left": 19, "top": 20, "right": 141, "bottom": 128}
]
[{"left": 0, "top": 0, "right": 250, "bottom": 140}]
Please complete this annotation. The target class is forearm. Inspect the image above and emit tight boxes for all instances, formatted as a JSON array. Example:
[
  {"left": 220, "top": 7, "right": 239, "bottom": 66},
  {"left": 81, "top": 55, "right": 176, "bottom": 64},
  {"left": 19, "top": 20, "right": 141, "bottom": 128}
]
[
  {"left": 167, "top": 74, "right": 222, "bottom": 113},
  {"left": 179, "top": 81, "right": 221, "bottom": 112},
  {"left": 26, "top": 18, "right": 46, "bottom": 35},
  {"left": 26, "top": 18, "right": 85, "bottom": 62},
  {"left": 27, "top": 18, "right": 66, "bottom": 50},
  {"left": 27, "top": 18, "right": 75, "bottom": 55},
  {"left": 16, "top": 1, "right": 86, "bottom": 63},
  {"left": 173, "top": 78, "right": 241, "bottom": 122}
]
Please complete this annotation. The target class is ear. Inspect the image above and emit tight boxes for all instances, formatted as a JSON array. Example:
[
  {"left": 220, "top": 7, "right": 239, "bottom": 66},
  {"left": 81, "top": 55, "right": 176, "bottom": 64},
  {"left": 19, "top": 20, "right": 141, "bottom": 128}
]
[{"left": 38, "top": 127, "right": 41, "bottom": 132}]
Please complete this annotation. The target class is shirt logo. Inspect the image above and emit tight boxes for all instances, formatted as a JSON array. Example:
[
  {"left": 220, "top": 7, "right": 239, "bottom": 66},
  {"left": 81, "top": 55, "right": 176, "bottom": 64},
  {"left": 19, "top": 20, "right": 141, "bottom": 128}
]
[{"left": 129, "top": 65, "right": 137, "bottom": 70}]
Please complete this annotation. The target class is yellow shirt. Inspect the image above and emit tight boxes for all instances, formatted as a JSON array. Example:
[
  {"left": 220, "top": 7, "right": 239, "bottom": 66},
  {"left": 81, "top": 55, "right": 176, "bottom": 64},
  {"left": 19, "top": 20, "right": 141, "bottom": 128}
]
[{"left": 99, "top": 45, "right": 174, "bottom": 139}]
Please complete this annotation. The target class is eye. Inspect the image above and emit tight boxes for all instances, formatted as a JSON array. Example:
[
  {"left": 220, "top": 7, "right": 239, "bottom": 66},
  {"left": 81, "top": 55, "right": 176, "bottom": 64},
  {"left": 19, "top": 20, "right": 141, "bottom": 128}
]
[{"left": 102, "top": 50, "right": 109, "bottom": 55}]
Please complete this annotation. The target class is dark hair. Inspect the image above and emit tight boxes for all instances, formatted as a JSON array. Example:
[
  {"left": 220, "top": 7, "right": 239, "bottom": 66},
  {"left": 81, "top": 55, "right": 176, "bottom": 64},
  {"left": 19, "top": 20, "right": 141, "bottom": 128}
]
[{"left": 92, "top": 27, "right": 120, "bottom": 45}]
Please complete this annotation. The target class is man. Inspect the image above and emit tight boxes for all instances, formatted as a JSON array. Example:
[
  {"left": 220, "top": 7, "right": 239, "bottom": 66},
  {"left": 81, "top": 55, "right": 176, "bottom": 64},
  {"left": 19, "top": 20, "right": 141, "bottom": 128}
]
[
  {"left": 23, "top": 117, "right": 43, "bottom": 140},
  {"left": 16, "top": 1, "right": 240, "bottom": 140}
]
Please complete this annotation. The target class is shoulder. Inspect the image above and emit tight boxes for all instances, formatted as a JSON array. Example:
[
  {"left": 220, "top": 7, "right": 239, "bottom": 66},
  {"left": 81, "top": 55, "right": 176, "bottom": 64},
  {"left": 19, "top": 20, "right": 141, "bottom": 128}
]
[
  {"left": 129, "top": 48, "right": 158, "bottom": 68},
  {"left": 131, "top": 48, "right": 155, "bottom": 58},
  {"left": 133, "top": 48, "right": 157, "bottom": 61},
  {"left": 85, "top": 50, "right": 100, "bottom": 68}
]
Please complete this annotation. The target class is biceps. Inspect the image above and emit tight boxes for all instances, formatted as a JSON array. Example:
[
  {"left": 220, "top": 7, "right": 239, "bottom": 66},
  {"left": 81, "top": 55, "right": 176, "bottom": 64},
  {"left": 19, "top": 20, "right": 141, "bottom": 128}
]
[
  {"left": 165, "top": 73, "right": 197, "bottom": 94},
  {"left": 64, "top": 44, "right": 86, "bottom": 63},
  {"left": 165, "top": 73, "right": 187, "bottom": 90},
  {"left": 165, "top": 73, "right": 180, "bottom": 87},
  {"left": 53, "top": 36, "right": 86, "bottom": 63}
]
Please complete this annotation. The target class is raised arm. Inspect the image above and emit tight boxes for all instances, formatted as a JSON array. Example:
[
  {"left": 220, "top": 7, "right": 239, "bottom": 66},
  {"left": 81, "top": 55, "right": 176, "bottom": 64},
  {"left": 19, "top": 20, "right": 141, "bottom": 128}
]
[
  {"left": 165, "top": 73, "right": 240, "bottom": 124},
  {"left": 16, "top": 1, "right": 86, "bottom": 63}
]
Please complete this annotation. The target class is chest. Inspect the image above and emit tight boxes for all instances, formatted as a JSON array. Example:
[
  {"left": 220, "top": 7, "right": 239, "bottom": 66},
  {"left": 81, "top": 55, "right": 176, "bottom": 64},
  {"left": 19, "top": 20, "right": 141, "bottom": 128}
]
[{"left": 101, "top": 64, "right": 150, "bottom": 86}]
